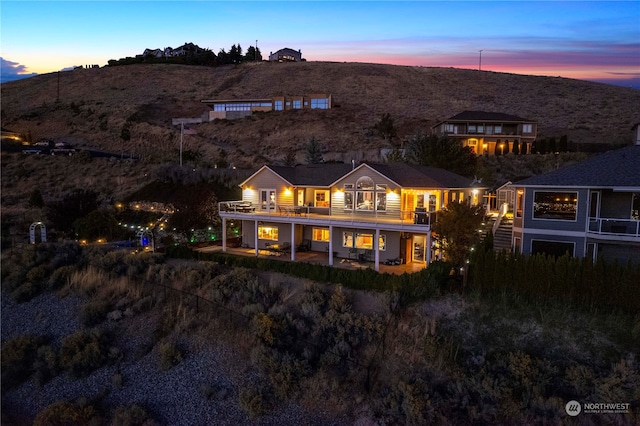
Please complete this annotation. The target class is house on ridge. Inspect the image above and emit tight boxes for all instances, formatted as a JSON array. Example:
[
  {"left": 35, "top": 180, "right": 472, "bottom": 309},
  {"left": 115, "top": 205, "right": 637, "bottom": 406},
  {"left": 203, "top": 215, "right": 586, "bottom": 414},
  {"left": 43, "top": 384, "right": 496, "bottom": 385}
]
[
  {"left": 201, "top": 94, "right": 332, "bottom": 120},
  {"left": 218, "top": 162, "right": 487, "bottom": 271},
  {"left": 431, "top": 111, "right": 537, "bottom": 156},
  {"left": 269, "top": 48, "right": 303, "bottom": 62}
]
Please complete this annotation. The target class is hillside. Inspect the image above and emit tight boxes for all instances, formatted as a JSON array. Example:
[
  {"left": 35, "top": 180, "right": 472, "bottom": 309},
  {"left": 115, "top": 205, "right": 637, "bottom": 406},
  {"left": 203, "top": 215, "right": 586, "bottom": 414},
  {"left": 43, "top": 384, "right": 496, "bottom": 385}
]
[{"left": 2, "top": 61, "right": 639, "bottom": 168}]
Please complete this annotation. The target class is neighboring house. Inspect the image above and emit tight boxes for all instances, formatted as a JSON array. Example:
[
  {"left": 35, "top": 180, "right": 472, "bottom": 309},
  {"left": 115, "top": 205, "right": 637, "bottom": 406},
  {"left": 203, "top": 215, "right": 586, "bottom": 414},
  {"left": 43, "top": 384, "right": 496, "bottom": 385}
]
[
  {"left": 218, "top": 162, "right": 487, "bottom": 271},
  {"left": 431, "top": 111, "right": 537, "bottom": 155},
  {"left": 201, "top": 94, "right": 332, "bottom": 120},
  {"left": 507, "top": 143, "right": 640, "bottom": 264},
  {"left": 269, "top": 48, "right": 303, "bottom": 62},
  {"left": 143, "top": 48, "right": 163, "bottom": 58}
]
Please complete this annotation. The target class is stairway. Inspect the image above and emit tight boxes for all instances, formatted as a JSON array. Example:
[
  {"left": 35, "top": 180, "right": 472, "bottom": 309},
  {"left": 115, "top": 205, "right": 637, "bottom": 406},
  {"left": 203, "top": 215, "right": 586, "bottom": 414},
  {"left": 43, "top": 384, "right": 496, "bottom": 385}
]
[{"left": 493, "top": 217, "right": 513, "bottom": 252}]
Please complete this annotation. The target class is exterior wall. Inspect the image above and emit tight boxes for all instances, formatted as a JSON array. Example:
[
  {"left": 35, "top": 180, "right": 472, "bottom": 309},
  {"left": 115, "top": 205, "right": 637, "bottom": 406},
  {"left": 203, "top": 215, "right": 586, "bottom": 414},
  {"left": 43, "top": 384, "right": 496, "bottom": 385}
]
[
  {"left": 521, "top": 233, "right": 586, "bottom": 257},
  {"left": 596, "top": 242, "right": 640, "bottom": 264},
  {"left": 331, "top": 166, "right": 401, "bottom": 218},
  {"left": 241, "top": 168, "right": 292, "bottom": 208},
  {"left": 522, "top": 187, "right": 590, "bottom": 233}
]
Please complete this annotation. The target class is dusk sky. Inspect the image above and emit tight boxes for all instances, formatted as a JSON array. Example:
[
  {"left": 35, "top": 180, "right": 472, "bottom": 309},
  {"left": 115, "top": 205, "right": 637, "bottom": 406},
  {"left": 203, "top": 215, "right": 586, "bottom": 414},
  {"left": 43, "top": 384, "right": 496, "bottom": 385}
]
[{"left": 1, "top": 1, "right": 639, "bottom": 87}]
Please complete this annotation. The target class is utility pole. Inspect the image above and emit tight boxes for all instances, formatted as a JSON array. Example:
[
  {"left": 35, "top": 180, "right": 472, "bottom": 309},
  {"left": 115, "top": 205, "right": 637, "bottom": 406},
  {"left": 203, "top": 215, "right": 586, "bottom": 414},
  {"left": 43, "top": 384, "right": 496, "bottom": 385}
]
[
  {"left": 479, "top": 50, "right": 483, "bottom": 71},
  {"left": 180, "top": 122, "right": 183, "bottom": 166}
]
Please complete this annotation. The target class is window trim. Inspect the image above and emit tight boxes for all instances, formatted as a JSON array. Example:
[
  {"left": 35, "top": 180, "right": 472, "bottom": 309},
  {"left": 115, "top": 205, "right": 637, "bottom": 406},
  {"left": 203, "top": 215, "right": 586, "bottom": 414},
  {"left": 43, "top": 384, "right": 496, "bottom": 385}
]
[{"left": 312, "top": 227, "right": 330, "bottom": 242}]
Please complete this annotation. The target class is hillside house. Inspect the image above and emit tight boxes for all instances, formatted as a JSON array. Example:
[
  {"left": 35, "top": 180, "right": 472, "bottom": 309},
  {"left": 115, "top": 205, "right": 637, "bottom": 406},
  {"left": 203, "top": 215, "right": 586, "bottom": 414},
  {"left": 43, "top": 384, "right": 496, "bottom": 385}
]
[
  {"left": 143, "top": 48, "right": 163, "bottom": 58},
  {"left": 201, "top": 94, "right": 332, "bottom": 120},
  {"left": 504, "top": 143, "right": 640, "bottom": 264},
  {"left": 218, "top": 162, "right": 487, "bottom": 271},
  {"left": 269, "top": 48, "right": 303, "bottom": 62},
  {"left": 431, "top": 111, "right": 537, "bottom": 155}
]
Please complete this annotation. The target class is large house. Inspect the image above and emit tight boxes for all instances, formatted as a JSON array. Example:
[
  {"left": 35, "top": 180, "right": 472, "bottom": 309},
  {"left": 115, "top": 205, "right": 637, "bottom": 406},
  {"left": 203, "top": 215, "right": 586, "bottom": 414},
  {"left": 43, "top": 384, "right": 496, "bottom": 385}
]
[
  {"left": 431, "top": 111, "right": 537, "bottom": 155},
  {"left": 201, "top": 94, "right": 332, "bottom": 120},
  {"left": 218, "top": 162, "right": 486, "bottom": 271},
  {"left": 506, "top": 143, "right": 640, "bottom": 264},
  {"left": 268, "top": 48, "right": 303, "bottom": 62}
]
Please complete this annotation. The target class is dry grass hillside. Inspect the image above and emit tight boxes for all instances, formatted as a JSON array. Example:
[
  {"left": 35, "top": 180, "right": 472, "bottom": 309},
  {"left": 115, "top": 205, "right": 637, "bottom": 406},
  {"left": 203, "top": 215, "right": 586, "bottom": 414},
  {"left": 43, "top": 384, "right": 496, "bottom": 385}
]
[{"left": 2, "top": 61, "right": 639, "bottom": 168}]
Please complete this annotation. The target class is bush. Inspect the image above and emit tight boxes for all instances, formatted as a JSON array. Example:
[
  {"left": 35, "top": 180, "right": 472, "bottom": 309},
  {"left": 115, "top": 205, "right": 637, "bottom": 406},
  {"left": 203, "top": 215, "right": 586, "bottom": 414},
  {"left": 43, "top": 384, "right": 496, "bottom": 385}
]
[
  {"left": 157, "top": 341, "right": 183, "bottom": 371},
  {"left": 33, "top": 399, "right": 101, "bottom": 426},
  {"left": 238, "top": 380, "right": 274, "bottom": 419},
  {"left": 1, "top": 334, "right": 47, "bottom": 390},
  {"left": 80, "top": 300, "right": 112, "bottom": 327},
  {"left": 60, "top": 329, "right": 113, "bottom": 378}
]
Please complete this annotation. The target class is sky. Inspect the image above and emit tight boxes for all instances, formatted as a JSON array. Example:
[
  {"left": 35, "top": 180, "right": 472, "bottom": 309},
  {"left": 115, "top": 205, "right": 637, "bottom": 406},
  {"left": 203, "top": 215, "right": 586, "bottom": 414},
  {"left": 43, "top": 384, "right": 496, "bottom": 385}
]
[{"left": 1, "top": 1, "right": 639, "bottom": 87}]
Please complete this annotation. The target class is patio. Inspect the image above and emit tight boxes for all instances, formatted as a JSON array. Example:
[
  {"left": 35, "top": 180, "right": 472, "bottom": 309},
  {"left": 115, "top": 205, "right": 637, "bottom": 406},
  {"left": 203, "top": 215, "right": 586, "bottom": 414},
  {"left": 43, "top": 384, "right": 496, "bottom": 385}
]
[{"left": 194, "top": 245, "right": 426, "bottom": 275}]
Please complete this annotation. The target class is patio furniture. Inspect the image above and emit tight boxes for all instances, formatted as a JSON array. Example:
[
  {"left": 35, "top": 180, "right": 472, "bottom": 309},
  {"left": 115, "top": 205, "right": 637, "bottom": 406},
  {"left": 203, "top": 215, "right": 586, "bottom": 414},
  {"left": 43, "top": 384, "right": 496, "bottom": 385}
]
[
  {"left": 297, "top": 239, "right": 311, "bottom": 252},
  {"left": 348, "top": 248, "right": 359, "bottom": 259}
]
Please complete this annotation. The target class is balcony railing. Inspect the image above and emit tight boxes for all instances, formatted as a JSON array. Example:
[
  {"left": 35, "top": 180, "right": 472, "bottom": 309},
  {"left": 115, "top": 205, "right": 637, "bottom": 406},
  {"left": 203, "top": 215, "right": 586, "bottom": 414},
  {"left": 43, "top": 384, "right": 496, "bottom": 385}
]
[
  {"left": 588, "top": 218, "right": 640, "bottom": 237},
  {"left": 219, "top": 201, "right": 434, "bottom": 227}
]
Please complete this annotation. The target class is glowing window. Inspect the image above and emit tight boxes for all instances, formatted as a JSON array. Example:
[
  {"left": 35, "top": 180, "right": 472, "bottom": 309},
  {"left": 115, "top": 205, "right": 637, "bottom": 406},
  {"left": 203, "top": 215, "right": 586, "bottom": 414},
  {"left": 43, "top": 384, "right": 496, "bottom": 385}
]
[
  {"left": 258, "top": 226, "right": 278, "bottom": 241},
  {"left": 312, "top": 228, "right": 330, "bottom": 242}
]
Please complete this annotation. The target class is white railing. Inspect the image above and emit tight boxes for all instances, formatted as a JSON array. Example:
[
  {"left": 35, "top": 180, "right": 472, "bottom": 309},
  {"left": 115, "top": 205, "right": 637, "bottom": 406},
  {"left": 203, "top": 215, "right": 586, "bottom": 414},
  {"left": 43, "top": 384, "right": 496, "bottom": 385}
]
[
  {"left": 218, "top": 201, "right": 434, "bottom": 227},
  {"left": 588, "top": 218, "right": 640, "bottom": 237},
  {"left": 492, "top": 202, "right": 509, "bottom": 235}
]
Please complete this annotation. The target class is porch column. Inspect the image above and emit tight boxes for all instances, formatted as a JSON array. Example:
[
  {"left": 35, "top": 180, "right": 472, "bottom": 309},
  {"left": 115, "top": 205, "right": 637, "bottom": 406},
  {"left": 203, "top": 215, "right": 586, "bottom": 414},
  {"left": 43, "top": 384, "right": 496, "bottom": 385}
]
[
  {"left": 426, "top": 231, "right": 432, "bottom": 264},
  {"left": 222, "top": 217, "right": 227, "bottom": 252},
  {"left": 254, "top": 220, "right": 259, "bottom": 256},
  {"left": 374, "top": 228, "right": 380, "bottom": 272},
  {"left": 291, "top": 222, "right": 296, "bottom": 261},
  {"left": 328, "top": 225, "right": 334, "bottom": 266}
]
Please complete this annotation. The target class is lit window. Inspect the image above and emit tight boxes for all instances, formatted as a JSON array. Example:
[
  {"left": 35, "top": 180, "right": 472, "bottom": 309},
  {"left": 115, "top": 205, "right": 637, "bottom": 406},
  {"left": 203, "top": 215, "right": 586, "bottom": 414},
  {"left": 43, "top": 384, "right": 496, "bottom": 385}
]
[
  {"left": 523, "top": 124, "right": 532, "bottom": 133},
  {"left": 344, "top": 191, "right": 354, "bottom": 210},
  {"left": 314, "top": 190, "right": 330, "bottom": 207},
  {"left": 312, "top": 228, "right": 330, "bottom": 241},
  {"left": 258, "top": 226, "right": 278, "bottom": 241},
  {"left": 353, "top": 233, "right": 386, "bottom": 250},
  {"left": 343, "top": 232, "right": 353, "bottom": 247},
  {"left": 533, "top": 191, "right": 577, "bottom": 221}
]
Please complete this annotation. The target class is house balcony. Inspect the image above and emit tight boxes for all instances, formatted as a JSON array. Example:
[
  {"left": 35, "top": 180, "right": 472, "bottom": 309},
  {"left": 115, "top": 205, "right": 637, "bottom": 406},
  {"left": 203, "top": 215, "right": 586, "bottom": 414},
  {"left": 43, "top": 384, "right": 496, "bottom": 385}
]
[
  {"left": 588, "top": 218, "right": 640, "bottom": 242},
  {"left": 219, "top": 201, "right": 434, "bottom": 232}
]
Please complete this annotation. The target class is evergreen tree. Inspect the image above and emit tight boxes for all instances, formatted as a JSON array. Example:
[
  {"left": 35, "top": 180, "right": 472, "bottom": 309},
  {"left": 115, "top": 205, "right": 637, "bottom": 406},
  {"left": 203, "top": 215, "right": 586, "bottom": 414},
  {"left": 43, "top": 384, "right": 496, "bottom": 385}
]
[
  {"left": 305, "top": 137, "right": 324, "bottom": 164},
  {"left": 549, "top": 137, "right": 557, "bottom": 153},
  {"left": 373, "top": 113, "right": 398, "bottom": 145},
  {"left": 405, "top": 133, "right": 477, "bottom": 177},
  {"left": 432, "top": 202, "right": 486, "bottom": 269},
  {"left": 559, "top": 135, "right": 568, "bottom": 152},
  {"left": 245, "top": 46, "right": 263, "bottom": 62},
  {"left": 512, "top": 140, "right": 520, "bottom": 155}
]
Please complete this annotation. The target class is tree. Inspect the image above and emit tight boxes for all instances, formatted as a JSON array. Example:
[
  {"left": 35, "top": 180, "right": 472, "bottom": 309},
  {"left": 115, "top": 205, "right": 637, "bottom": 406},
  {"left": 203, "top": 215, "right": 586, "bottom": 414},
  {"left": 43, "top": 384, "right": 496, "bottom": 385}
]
[
  {"left": 245, "top": 46, "right": 263, "bottom": 62},
  {"left": 28, "top": 189, "right": 45, "bottom": 208},
  {"left": 405, "top": 133, "right": 477, "bottom": 177},
  {"left": 305, "top": 137, "right": 324, "bottom": 164},
  {"left": 432, "top": 202, "right": 486, "bottom": 269},
  {"left": 229, "top": 44, "right": 243, "bottom": 64},
  {"left": 283, "top": 149, "right": 297, "bottom": 166},
  {"left": 373, "top": 113, "right": 397, "bottom": 145},
  {"left": 46, "top": 189, "right": 100, "bottom": 234},
  {"left": 512, "top": 140, "right": 520, "bottom": 155},
  {"left": 559, "top": 135, "right": 568, "bottom": 153},
  {"left": 549, "top": 137, "right": 557, "bottom": 154}
]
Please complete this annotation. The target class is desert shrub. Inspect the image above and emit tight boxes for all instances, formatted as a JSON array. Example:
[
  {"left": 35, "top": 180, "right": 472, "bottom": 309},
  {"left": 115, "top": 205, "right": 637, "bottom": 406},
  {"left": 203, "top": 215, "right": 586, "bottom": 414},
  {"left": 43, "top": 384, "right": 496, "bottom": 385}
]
[
  {"left": 111, "top": 403, "right": 157, "bottom": 426},
  {"left": 157, "top": 341, "right": 183, "bottom": 371},
  {"left": 379, "top": 378, "right": 435, "bottom": 425},
  {"left": 32, "top": 344, "right": 59, "bottom": 387},
  {"left": 48, "top": 265, "right": 78, "bottom": 290},
  {"left": 33, "top": 399, "right": 101, "bottom": 426},
  {"left": 238, "top": 380, "right": 274, "bottom": 419},
  {"left": 59, "top": 328, "right": 114, "bottom": 378},
  {"left": 11, "top": 280, "right": 46, "bottom": 303},
  {"left": 1, "top": 334, "right": 47, "bottom": 390},
  {"left": 80, "top": 300, "right": 112, "bottom": 327}
]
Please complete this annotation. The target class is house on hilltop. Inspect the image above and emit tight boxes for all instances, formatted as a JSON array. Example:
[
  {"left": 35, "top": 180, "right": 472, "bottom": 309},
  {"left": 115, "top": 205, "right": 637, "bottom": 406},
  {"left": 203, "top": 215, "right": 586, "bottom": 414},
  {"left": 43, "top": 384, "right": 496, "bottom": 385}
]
[
  {"left": 269, "top": 48, "right": 303, "bottom": 62},
  {"left": 218, "top": 162, "right": 487, "bottom": 271},
  {"left": 503, "top": 142, "right": 640, "bottom": 264},
  {"left": 431, "top": 111, "right": 537, "bottom": 156}
]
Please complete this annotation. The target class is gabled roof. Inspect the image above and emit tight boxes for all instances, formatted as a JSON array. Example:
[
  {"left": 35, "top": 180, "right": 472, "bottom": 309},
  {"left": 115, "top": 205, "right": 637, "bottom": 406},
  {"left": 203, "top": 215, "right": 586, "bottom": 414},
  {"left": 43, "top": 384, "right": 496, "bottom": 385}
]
[
  {"left": 241, "top": 162, "right": 482, "bottom": 190},
  {"left": 515, "top": 145, "right": 640, "bottom": 188},
  {"left": 435, "top": 110, "right": 535, "bottom": 126},
  {"left": 268, "top": 163, "right": 355, "bottom": 186},
  {"left": 367, "top": 163, "right": 479, "bottom": 189}
]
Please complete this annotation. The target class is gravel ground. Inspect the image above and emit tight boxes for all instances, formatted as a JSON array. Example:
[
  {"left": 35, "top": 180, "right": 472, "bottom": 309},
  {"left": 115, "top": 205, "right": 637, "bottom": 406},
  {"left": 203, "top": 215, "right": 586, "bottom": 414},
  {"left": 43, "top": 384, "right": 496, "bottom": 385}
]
[{"left": 1, "top": 292, "right": 351, "bottom": 425}]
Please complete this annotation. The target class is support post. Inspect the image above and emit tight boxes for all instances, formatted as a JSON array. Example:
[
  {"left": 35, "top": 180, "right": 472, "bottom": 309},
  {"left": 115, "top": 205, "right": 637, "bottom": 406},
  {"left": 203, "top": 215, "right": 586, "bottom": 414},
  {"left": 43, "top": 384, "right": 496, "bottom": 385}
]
[
  {"left": 222, "top": 217, "right": 227, "bottom": 252},
  {"left": 254, "top": 220, "right": 259, "bottom": 256},
  {"left": 328, "top": 225, "right": 334, "bottom": 266},
  {"left": 291, "top": 222, "right": 296, "bottom": 261},
  {"left": 374, "top": 229, "right": 380, "bottom": 272}
]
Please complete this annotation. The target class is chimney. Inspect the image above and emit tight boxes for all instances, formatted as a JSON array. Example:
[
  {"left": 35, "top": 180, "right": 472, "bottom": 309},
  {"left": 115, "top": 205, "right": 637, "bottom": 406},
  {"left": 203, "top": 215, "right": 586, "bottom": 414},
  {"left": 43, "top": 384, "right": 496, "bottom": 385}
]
[{"left": 351, "top": 159, "right": 355, "bottom": 170}]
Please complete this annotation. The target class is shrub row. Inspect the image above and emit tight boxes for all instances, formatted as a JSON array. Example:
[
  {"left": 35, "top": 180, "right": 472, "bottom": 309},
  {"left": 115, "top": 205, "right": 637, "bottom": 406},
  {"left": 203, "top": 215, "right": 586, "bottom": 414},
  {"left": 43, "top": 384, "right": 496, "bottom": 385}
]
[
  {"left": 469, "top": 248, "right": 640, "bottom": 311},
  {"left": 166, "top": 245, "right": 451, "bottom": 304}
]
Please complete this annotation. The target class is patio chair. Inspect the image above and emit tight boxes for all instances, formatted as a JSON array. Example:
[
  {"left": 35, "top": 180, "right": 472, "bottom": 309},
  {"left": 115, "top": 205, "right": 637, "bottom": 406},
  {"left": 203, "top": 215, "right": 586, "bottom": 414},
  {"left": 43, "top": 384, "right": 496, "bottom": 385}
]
[
  {"left": 297, "top": 239, "right": 311, "bottom": 252},
  {"left": 348, "top": 248, "right": 359, "bottom": 260},
  {"left": 279, "top": 242, "right": 291, "bottom": 253}
]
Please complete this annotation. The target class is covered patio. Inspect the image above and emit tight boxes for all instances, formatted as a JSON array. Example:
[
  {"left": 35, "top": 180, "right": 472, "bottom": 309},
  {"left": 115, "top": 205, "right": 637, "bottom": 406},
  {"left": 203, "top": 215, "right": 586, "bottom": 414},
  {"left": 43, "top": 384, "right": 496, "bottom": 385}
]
[{"left": 194, "top": 244, "right": 427, "bottom": 275}]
